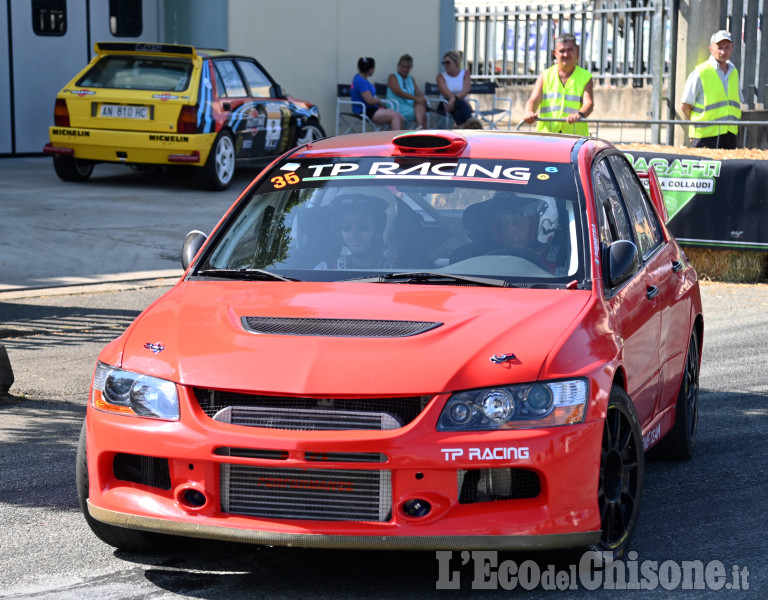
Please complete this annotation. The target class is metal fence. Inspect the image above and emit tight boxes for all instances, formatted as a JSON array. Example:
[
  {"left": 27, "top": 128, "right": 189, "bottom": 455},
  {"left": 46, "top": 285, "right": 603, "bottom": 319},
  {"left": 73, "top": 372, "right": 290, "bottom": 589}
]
[
  {"left": 454, "top": 1, "right": 672, "bottom": 87},
  {"left": 455, "top": 0, "right": 767, "bottom": 109},
  {"left": 724, "top": 0, "right": 768, "bottom": 109}
]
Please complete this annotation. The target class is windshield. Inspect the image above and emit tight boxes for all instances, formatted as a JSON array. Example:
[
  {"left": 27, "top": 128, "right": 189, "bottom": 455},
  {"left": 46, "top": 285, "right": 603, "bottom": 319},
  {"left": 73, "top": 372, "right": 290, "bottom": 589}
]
[{"left": 196, "top": 157, "right": 587, "bottom": 286}]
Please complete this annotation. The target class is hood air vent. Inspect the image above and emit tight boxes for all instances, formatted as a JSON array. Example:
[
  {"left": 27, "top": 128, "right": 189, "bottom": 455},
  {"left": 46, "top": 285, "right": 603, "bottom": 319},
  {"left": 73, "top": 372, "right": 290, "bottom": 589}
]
[{"left": 242, "top": 316, "right": 442, "bottom": 337}]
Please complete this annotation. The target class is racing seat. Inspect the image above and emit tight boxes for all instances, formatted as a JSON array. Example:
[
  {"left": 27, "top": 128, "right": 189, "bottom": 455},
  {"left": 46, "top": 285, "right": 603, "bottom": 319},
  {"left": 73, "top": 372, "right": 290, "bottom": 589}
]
[{"left": 335, "top": 83, "right": 397, "bottom": 135}]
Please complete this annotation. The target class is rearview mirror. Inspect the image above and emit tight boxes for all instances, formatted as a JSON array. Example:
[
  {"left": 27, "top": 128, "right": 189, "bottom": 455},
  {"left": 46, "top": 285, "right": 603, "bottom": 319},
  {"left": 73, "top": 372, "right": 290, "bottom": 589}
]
[{"left": 181, "top": 230, "right": 207, "bottom": 270}]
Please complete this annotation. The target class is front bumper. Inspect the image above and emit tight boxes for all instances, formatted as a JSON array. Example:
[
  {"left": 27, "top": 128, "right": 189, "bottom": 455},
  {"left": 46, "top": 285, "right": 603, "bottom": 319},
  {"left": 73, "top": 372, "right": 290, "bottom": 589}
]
[
  {"left": 85, "top": 390, "right": 605, "bottom": 550},
  {"left": 47, "top": 126, "right": 216, "bottom": 165}
]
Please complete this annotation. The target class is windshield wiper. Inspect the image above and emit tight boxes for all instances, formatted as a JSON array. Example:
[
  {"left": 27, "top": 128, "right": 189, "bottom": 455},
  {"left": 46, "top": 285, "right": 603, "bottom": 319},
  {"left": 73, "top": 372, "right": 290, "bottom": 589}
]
[
  {"left": 196, "top": 268, "right": 299, "bottom": 282},
  {"left": 350, "top": 272, "right": 512, "bottom": 288}
]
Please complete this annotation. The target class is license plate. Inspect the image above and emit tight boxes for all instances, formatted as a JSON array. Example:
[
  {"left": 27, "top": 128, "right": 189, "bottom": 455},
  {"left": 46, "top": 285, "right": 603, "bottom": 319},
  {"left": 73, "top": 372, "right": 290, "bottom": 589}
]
[{"left": 99, "top": 104, "right": 149, "bottom": 119}]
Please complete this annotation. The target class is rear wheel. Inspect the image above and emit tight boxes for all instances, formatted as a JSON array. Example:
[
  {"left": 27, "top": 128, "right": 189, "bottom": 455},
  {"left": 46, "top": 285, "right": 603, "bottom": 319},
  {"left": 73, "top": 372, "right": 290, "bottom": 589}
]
[
  {"left": 596, "top": 387, "right": 644, "bottom": 558},
  {"left": 196, "top": 130, "right": 235, "bottom": 190},
  {"left": 76, "top": 421, "right": 176, "bottom": 553},
  {"left": 296, "top": 118, "right": 325, "bottom": 145},
  {"left": 53, "top": 155, "right": 94, "bottom": 182},
  {"left": 652, "top": 333, "right": 700, "bottom": 460}
]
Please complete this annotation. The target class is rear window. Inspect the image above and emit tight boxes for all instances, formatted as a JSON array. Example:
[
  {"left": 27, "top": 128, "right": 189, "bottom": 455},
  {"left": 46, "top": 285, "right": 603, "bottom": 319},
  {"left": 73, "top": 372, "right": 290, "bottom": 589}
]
[{"left": 76, "top": 55, "right": 193, "bottom": 91}]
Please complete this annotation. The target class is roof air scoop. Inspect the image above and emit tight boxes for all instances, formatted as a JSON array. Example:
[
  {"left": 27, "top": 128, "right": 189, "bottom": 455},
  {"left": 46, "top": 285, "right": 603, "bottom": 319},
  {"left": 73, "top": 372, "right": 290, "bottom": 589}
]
[{"left": 392, "top": 131, "right": 467, "bottom": 154}]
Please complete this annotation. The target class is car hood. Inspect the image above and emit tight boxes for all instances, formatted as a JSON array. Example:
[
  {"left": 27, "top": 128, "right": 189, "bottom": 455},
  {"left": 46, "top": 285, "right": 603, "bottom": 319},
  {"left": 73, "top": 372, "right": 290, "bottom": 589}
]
[{"left": 119, "top": 281, "right": 592, "bottom": 395}]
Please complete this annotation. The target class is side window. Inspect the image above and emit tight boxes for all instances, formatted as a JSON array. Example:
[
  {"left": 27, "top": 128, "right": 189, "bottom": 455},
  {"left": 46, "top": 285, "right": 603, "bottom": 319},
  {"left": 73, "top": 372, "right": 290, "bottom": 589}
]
[
  {"left": 608, "top": 155, "right": 663, "bottom": 258},
  {"left": 237, "top": 60, "right": 273, "bottom": 97},
  {"left": 214, "top": 60, "right": 247, "bottom": 97},
  {"left": 32, "top": 0, "right": 66, "bottom": 36},
  {"left": 593, "top": 159, "right": 633, "bottom": 244}
]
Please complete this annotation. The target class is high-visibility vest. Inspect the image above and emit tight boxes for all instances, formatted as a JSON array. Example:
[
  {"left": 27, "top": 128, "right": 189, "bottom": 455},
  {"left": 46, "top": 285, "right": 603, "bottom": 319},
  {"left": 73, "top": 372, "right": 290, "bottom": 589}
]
[
  {"left": 689, "top": 62, "right": 741, "bottom": 138},
  {"left": 537, "top": 65, "right": 591, "bottom": 135}
]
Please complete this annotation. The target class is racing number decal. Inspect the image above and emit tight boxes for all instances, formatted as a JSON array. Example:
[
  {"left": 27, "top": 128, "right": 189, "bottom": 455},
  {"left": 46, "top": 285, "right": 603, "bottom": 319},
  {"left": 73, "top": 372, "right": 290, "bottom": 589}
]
[{"left": 271, "top": 171, "right": 300, "bottom": 188}]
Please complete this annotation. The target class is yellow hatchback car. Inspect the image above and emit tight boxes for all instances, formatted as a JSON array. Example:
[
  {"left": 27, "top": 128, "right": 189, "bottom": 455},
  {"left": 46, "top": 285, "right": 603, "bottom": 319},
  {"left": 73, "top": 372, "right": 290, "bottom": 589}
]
[{"left": 44, "top": 42, "right": 325, "bottom": 190}]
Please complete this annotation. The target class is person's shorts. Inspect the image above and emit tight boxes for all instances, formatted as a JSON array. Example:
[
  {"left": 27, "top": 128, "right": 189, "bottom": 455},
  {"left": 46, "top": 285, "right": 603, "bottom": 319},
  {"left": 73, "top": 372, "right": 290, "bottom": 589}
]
[{"left": 365, "top": 105, "right": 380, "bottom": 120}]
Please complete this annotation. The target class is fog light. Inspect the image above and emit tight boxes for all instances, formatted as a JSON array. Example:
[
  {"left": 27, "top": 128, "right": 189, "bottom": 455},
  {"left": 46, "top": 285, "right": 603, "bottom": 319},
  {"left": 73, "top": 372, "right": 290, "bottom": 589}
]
[{"left": 402, "top": 498, "right": 431, "bottom": 517}]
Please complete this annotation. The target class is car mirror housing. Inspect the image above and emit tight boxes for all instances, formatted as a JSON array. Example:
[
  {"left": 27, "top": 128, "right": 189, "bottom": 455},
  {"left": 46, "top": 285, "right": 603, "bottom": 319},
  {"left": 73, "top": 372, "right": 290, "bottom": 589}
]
[
  {"left": 181, "top": 230, "right": 207, "bottom": 270},
  {"left": 606, "top": 239, "right": 639, "bottom": 288}
]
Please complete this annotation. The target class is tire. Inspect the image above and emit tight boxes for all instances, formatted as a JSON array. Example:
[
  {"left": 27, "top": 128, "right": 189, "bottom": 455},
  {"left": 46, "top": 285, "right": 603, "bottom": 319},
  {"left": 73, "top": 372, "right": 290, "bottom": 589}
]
[
  {"left": 295, "top": 118, "right": 326, "bottom": 146},
  {"left": 52, "top": 155, "right": 94, "bottom": 182},
  {"left": 596, "top": 387, "right": 644, "bottom": 558},
  {"left": 76, "top": 421, "right": 176, "bottom": 553},
  {"left": 652, "top": 333, "right": 700, "bottom": 461},
  {"left": 196, "top": 130, "right": 236, "bottom": 190}
]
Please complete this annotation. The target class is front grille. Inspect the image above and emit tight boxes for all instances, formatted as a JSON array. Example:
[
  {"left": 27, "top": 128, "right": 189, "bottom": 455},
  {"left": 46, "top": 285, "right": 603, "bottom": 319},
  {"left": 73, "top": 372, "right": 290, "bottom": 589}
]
[
  {"left": 458, "top": 468, "right": 540, "bottom": 504},
  {"left": 221, "top": 465, "right": 392, "bottom": 521},
  {"left": 214, "top": 447, "right": 289, "bottom": 460},
  {"left": 242, "top": 316, "right": 442, "bottom": 337},
  {"left": 213, "top": 406, "right": 401, "bottom": 431},
  {"left": 113, "top": 453, "right": 171, "bottom": 490},
  {"left": 193, "top": 389, "right": 431, "bottom": 430}
]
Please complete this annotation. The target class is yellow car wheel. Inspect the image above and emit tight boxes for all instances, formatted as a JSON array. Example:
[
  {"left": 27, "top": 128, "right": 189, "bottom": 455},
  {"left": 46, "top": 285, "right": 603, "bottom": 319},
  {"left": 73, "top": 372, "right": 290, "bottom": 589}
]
[
  {"left": 196, "top": 130, "right": 235, "bottom": 191},
  {"left": 53, "top": 155, "right": 94, "bottom": 182}
]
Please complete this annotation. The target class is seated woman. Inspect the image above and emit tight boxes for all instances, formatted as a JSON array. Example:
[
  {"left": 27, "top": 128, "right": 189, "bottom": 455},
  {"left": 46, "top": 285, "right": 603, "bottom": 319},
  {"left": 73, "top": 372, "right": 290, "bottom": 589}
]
[
  {"left": 386, "top": 54, "right": 427, "bottom": 129},
  {"left": 351, "top": 57, "right": 404, "bottom": 130},
  {"left": 436, "top": 50, "right": 473, "bottom": 126}
]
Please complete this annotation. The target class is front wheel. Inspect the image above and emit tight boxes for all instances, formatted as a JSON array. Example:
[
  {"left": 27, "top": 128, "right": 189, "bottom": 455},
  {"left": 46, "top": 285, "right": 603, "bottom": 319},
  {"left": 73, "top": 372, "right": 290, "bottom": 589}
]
[
  {"left": 53, "top": 155, "right": 94, "bottom": 182},
  {"left": 76, "top": 421, "right": 177, "bottom": 553},
  {"left": 196, "top": 130, "right": 235, "bottom": 190},
  {"left": 295, "top": 118, "right": 326, "bottom": 146},
  {"left": 596, "top": 387, "right": 644, "bottom": 558}
]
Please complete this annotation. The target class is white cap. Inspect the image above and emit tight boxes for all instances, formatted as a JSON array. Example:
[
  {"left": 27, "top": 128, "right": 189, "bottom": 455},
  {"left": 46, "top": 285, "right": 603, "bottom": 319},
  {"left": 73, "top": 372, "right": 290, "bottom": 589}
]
[{"left": 710, "top": 30, "right": 733, "bottom": 44}]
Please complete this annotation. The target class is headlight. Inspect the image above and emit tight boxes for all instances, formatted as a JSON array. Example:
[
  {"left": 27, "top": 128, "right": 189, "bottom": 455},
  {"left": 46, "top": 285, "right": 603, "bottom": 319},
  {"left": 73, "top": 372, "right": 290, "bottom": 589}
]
[
  {"left": 437, "top": 379, "right": 587, "bottom": 431},
  {"left": 91, "top": 361, "right": 180, "bottom": 420}
]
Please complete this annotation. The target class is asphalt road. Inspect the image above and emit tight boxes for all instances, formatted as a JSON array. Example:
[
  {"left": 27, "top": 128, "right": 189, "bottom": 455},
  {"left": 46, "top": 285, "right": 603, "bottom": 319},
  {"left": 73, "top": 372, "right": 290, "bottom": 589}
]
[
  {"left": 0, "top": 157, "right": 766, "bottom": 598},
  {"left": 0, "top": 157, "right": 259, "bottom": 292}
]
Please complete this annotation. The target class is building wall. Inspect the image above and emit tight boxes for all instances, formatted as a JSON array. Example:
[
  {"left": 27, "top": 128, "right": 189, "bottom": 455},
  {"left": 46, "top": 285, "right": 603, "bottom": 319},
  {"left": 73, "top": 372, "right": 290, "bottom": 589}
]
[{"left": 228, "top": 0, "right": 448, "bottom": 135}]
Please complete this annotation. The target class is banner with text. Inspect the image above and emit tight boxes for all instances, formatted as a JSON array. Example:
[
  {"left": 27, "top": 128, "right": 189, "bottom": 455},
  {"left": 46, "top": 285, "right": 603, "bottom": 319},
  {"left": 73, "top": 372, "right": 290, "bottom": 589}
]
[{"left": 624, "top": 152, "right": 768, "bottom": 250}]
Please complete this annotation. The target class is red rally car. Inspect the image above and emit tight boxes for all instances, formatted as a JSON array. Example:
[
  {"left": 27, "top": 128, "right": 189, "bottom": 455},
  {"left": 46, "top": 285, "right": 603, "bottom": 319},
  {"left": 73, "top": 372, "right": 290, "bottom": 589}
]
[{"left": 77, "top": 129, "right": 703, "bottom": 557}]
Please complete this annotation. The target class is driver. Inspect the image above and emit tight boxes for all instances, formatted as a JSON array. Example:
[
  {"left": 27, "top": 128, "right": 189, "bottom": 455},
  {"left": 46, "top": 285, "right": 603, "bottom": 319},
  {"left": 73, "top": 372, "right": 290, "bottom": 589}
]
[{"left": 451, "top": 193, "right": 564, "bottom": 274}]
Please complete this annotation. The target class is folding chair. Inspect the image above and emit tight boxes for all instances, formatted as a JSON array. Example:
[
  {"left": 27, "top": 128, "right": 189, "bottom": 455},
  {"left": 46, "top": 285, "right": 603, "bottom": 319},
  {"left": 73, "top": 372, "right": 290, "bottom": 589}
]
[
  {"left": 466, "top": 82, "right": 513, "bottom": 130},
  {"left": 423, "top": 82, "right": 453, "bottom": 128},
  {"left": 335, "top": 83, "right": 396, "bottom": 135}
]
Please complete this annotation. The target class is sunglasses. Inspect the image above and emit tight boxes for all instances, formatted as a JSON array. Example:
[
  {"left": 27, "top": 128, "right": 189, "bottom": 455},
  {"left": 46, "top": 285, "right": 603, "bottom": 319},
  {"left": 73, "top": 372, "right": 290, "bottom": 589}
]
[
  {"left": 442, "top": 60, "right": 453, "bottom": 66},
  {"left": 340, "top": 218, "right": 374, "bottom": 233}
]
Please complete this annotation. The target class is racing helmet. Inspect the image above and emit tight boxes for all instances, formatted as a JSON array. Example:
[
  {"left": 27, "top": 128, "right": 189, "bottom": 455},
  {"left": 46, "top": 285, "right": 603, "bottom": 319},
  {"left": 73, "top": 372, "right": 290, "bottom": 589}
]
[{"left": 486, "top": 192, "right": 559, "bottom": 245}]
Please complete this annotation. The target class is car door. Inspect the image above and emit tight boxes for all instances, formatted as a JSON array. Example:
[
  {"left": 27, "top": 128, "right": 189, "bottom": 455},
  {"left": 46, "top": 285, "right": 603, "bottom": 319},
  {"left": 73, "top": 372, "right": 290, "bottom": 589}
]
[
  {"left": 593, "top": 155, "right": 661, "bottom": 428},
  {"left": 608, "top": 154, "right": 691, "bottom": 414},
  {"left": 212, "top": 58, "right": 252, "bottom": 158},
  {"left": 235, "top": 58, "right": 293, "bottom": 156}
]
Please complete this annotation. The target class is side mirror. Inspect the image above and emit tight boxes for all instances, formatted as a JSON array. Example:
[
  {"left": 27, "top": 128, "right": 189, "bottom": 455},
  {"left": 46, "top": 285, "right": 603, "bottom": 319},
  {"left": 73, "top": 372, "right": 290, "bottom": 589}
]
[
  {"left": 606, "top": 239, "right": 639, "bottom": 288},
  {"left": 181, "top": 230, "right": 207, "bottom": 270}
]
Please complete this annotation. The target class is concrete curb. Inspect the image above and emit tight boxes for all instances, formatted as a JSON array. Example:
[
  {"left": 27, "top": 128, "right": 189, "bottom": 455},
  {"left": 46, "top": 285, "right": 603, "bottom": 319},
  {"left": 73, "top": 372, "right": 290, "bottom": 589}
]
[{"left": 0, "top": 272, "right": 181, "bottom": 301}]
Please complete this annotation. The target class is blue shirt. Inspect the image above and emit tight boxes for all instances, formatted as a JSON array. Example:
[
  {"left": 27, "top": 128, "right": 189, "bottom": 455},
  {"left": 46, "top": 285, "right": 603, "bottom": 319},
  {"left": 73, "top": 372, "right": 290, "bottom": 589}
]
[{"left": 350, "top": 73, "right": 376, "bottom": 114}]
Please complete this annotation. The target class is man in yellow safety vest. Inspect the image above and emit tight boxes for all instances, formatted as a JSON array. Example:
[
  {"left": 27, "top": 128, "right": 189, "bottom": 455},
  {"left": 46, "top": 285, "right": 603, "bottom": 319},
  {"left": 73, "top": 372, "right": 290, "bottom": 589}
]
[
  {"left": 523, "top": 33, "right": 594, "bottom": 136},
  {"left": 681, "top": 30, "right": 743, "bottom": 149}
]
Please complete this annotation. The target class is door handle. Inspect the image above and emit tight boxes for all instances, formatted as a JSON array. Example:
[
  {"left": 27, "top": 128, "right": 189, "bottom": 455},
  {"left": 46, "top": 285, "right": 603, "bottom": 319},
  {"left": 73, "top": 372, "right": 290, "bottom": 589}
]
[
  {"left": 223, "top": 102, "right": 231, "bottom": 111},
  {"left": 646, "top": 285, "right": 659, "bottom": 300},
  {"left": 672, "top": 260, "right": 683, "bottom": 273}
]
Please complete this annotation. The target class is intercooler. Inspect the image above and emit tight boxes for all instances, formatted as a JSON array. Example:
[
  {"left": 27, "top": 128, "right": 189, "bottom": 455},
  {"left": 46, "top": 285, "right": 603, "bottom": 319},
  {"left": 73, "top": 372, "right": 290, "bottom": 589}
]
[{"left": 221, "top": 465, "right": 392, "bottom": 522}]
